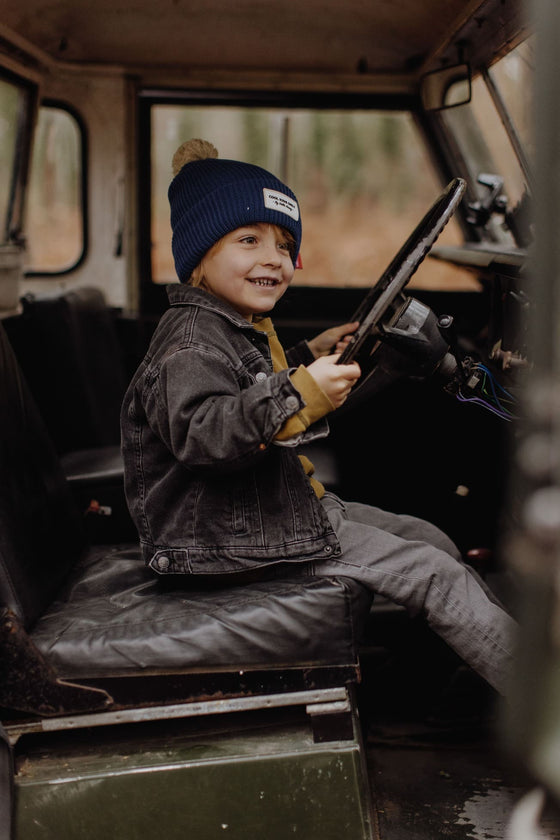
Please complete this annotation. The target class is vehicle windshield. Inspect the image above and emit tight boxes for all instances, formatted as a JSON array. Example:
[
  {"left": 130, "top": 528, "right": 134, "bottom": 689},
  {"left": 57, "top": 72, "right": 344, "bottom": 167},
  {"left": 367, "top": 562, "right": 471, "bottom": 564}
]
[
  {"left": 150, "top": 103, "right": 477, "bottom": 291},
  {"left": 439, "top": 37, "right": 534, "bottom": 249}
]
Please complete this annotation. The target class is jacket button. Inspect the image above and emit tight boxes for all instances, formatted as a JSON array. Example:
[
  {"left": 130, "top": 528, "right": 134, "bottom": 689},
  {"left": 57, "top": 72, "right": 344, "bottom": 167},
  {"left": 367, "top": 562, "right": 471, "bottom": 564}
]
[
  {"left": 324, "top": 545, "right": 333, "bottom": 554},
  {"left": 157, "top": 555, "right": 170, "bottom": 571},
  {"left": 255, "top": 371, "right": 267, "bottom": 382},
  {"left": 285, "top": 395, "right": 299, "bottom": 411}
]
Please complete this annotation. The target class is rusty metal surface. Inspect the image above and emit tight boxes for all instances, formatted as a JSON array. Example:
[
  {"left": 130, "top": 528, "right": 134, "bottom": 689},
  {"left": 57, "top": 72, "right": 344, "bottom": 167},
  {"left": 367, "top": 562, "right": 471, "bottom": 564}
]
[
  {"left": 0, "top": 608, "right": 111, "bottom": 718},
  {"left": 7, "top": 687, "right": 350, "bottom": 742}
]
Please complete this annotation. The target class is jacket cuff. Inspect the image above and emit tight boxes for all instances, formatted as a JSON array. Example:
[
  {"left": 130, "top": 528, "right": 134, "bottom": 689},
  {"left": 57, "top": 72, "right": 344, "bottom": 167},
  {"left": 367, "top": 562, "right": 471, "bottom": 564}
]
[
  {"left": 274, "top": 365, "right": 334, "bottom": 441},
  {"left": 286, "top": 339, "right": 316, "bottom": 367}
]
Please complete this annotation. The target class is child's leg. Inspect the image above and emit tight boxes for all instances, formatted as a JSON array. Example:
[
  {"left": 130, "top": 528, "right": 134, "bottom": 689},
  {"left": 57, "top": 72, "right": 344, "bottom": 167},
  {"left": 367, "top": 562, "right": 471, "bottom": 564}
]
[
  {"left": 333, "top": 496, "right": 462, "bottom": 559},
  {"left": 333, "top": 495, "right": 507, "bottom": 608},
  {"left": 315, "top": 494, "right": 517, "bottom": 695}
]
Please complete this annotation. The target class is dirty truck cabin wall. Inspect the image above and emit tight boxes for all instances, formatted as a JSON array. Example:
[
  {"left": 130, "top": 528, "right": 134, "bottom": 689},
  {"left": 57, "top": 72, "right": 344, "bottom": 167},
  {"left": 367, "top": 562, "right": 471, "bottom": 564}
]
[{"left": 21, "top": 71, "right": 131, "bottom": 310}]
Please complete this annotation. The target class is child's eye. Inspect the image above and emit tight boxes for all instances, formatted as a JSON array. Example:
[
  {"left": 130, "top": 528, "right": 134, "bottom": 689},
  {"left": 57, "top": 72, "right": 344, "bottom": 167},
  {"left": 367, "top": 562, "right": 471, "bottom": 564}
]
[
  {"left": 278, "top": 241, "right": 293, "bottom": 256},
  {"left": 240, "top": 235, "right": 257, "bottom": 245}
]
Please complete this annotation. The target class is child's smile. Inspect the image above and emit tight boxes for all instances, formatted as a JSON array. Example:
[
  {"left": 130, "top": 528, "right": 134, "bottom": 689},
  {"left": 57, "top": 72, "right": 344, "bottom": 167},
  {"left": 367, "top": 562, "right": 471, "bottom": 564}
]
[
  {"left": 248, "top": 277, "right": 279, "bottom": 287},
  {"left": 199, "top": 223, "right": 295, "bottom": 320}
]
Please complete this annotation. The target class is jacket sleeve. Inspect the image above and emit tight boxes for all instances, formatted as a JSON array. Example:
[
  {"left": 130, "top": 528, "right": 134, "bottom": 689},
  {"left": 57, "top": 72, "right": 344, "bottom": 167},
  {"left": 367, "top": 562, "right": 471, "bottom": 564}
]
[{"left": 142, "top": 345, "right": 309, "bottom": 474}]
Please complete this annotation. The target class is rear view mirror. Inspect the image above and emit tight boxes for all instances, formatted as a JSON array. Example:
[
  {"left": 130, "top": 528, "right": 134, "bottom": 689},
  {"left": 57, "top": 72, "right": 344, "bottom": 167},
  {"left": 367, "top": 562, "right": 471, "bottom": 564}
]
[{"left": 420, "top": 64, "right": 472, "bottom": 111}]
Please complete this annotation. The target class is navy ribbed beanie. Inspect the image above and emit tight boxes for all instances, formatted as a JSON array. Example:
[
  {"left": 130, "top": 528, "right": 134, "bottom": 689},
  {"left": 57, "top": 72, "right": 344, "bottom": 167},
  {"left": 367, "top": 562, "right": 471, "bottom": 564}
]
[{"left": 169, "top": 139, "right": 302, "bottom": 283}]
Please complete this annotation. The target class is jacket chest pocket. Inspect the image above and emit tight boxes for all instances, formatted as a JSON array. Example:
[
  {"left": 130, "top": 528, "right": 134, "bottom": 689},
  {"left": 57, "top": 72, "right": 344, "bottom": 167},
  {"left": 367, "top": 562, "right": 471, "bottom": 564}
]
[{"left": 236, "top": 343, "right": 271, "bottom": 387}]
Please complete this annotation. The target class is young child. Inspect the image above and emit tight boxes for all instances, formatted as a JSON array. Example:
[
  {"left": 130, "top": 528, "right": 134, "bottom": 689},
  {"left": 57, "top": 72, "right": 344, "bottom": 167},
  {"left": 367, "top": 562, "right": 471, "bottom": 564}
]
[{"left": 121, "top": 138, "right": 516, "bottom": 695}]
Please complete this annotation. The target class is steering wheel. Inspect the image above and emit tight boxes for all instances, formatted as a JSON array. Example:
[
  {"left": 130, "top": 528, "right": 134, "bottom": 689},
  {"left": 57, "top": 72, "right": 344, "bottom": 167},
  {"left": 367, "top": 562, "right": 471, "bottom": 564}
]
[{"left": 337, "top": 178, "right": 466, "bottom": 377}]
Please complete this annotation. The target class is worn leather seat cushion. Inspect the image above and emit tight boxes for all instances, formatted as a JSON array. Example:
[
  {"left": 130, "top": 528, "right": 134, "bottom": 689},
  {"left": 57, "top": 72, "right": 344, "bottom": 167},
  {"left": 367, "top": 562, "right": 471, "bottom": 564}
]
[{"left": 30, "top": 546, "right": 373, "bottom": 678}]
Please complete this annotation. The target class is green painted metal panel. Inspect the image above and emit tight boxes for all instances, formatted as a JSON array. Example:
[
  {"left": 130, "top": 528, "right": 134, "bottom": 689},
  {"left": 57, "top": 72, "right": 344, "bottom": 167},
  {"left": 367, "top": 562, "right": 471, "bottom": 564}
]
[{"left": 15, "top": 715, "right": 374, "bottom": 839}]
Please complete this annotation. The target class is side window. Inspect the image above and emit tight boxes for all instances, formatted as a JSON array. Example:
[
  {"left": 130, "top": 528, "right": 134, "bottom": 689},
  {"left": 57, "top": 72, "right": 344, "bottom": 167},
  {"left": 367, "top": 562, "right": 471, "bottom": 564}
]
[
  {"left": 0, "top": 74, "right": 34, "bottom": 245},
  {"left": 149, "top": 104, "right": 476, "bottom": 291},
  {"left": 439, "top": 38, "right": 533, "bottom": 249},
  {"left": 488, "top": 36, "right": 534, "bottom": 166},
  {"left": 24, "top": 102, "right": 86, "bottom": 274}
]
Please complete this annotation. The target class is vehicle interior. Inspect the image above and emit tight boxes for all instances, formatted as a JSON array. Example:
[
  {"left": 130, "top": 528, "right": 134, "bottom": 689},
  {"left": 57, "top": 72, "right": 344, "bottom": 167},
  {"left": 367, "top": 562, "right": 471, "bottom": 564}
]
[{"left": 2, "top": 0, "right": 558, "bottom": 838}]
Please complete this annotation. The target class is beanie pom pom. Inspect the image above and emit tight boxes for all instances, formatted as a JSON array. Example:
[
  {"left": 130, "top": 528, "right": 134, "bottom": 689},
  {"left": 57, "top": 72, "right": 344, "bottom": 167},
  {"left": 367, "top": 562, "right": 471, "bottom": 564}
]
[{"left": 172, "top": 139, "right": 218, "bottom": 176}]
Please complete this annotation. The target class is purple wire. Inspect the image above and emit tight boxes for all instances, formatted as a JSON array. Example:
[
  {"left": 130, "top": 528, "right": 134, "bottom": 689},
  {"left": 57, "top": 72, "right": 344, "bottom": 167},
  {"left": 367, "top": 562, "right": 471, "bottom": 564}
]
[{"left": 456, "top": 391, "right": 512, "bottom": 420}]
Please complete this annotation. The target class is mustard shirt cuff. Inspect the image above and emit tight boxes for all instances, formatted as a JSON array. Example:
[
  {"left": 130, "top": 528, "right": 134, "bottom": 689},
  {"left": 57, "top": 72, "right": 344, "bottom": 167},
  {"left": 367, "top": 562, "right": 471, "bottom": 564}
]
[{"left": 274, "top": 365, "right": 334, "bottom": 441}]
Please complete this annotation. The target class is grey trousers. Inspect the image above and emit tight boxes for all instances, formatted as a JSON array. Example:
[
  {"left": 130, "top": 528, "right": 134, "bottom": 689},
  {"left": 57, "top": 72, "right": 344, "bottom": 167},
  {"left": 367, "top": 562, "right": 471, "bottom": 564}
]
[{"left": 311, "top": 493, "right": 517, "bottom": 695}]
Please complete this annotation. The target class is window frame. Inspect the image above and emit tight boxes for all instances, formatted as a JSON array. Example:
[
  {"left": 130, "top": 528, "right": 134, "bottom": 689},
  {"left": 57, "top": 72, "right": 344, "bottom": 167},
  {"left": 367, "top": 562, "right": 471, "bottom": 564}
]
[
  {"left": 137, "top": 88, "right": 419, "bottom": 316},
  {"left": 24, "top": 98, "right": 88, "bottom": 277},
  {"left": 0, "top": 68, "right": 38, "bottom": 248},
  {"left": 422, "top": 46, "right": 534, "bottom": 251}
]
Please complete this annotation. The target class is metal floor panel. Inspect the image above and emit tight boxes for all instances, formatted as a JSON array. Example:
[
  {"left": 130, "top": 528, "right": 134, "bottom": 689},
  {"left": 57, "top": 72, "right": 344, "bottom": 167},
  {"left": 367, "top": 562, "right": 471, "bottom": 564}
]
[
  {"left": 356, "top": 636, "right": 560, "bottom": 840},
  {"left": 366, "top": 720, "right": 560, "bottom": 839}
]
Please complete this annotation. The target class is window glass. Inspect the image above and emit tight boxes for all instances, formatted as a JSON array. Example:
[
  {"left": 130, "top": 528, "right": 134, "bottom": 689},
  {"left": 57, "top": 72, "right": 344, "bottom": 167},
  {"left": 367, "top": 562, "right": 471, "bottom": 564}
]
[
  {"left": 25, "top": 104, "right": 84, "bottom": 273},
  {"left": 441, "top": 41, "right": 533, "bottom": 247},
  {"left": 0, "top": 77, "right": 26, "bottom": 243},
  {"left": 151, "top": 105, "right": 476, "bottom": 290},
  {"left": 489, "top": 36, "right": 535, "bottom": 165}
]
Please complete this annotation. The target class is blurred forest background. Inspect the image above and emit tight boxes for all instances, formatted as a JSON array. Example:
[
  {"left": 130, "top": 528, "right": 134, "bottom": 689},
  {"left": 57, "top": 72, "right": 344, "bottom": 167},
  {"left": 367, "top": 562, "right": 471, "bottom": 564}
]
[{"left": 150, "top": 105, "right": 475, "bottom": 290}]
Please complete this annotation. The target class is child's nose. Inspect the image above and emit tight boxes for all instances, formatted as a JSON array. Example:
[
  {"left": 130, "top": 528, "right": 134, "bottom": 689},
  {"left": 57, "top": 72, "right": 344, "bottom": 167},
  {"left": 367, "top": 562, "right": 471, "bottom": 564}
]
[{"left": 260, "top": 242, "right": 281, "bottom": 265}]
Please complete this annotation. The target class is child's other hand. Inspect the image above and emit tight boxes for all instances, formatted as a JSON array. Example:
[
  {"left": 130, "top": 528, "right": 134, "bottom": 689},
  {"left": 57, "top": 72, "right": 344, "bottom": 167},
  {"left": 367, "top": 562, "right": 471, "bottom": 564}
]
[
  {"left": 306, "top": 355, "right": 361, "bottom": 409},
  {"left": 307, "top": 321, "right": 360, "bottom": 358}
]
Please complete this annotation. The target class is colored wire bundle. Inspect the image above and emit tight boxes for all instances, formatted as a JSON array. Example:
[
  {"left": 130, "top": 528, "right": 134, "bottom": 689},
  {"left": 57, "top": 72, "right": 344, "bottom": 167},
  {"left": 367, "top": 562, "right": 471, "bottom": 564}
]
[{"left": 456, "top": 363, "right": 518, "bottom": 421}]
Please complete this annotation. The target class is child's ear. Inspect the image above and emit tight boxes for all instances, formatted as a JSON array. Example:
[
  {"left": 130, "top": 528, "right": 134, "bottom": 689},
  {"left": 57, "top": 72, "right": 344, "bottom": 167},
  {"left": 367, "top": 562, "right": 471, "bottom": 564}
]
[{"left": 295, "top": 253, "right": 303, "bottom": 270}]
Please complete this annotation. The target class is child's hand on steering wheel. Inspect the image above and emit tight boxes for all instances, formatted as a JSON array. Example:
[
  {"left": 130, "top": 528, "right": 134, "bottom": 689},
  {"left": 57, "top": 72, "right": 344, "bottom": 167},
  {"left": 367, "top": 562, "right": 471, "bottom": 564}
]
[
  {"left": 307, "top": 321, "right": 360, "bottom": 358},
  {"left": 306, "top": 355, "right": 361, "bottom": 409}
]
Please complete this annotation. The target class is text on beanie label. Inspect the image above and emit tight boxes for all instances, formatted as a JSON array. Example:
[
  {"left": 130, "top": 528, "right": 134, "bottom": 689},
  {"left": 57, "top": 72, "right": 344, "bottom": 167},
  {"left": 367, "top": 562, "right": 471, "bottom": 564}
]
[{"left": 263, "top": 188, "right": 300, "bottom": 221}]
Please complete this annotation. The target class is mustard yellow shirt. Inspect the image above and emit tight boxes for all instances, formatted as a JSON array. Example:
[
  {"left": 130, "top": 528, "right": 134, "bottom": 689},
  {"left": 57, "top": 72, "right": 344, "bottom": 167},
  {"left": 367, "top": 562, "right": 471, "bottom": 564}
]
[{"left": 254, "top": 318, "right": 334, "bottom": 499}]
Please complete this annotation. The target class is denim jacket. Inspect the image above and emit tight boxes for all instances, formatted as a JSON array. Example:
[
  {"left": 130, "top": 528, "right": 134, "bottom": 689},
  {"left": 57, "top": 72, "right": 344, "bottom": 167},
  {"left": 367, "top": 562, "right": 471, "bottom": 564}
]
[{"left": 121, "top": 284, "right": 341, "bottom": 575}]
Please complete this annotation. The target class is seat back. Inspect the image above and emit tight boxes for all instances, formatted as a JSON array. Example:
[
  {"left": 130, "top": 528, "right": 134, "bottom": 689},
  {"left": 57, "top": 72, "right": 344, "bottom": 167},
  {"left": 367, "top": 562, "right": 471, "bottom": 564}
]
[
  {"left": 3, "top": 288, "right": 126, "bottom": 454},
  {"left": 0, "top": 321, "right": 87, "bottom": 628}
]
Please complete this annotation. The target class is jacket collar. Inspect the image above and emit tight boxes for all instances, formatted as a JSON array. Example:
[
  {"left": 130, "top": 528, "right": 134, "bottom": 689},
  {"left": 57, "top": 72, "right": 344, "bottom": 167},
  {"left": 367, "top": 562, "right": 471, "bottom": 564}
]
[{"left": 166, "top": 283, "right": 257, "bottom": 331}]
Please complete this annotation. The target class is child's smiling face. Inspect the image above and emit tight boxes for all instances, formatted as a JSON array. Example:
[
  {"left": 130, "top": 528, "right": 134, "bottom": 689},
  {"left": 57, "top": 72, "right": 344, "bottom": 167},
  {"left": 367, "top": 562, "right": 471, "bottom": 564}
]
[{"left": 198, "top": 223, "right": 295, "bottom": 321}]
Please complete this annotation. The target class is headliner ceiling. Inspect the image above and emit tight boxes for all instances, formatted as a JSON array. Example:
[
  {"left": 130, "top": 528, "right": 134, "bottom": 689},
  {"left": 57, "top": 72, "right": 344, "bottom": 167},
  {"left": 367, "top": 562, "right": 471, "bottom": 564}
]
[{"left": 1, "top": 0, "right": 527, "bottom": 88}]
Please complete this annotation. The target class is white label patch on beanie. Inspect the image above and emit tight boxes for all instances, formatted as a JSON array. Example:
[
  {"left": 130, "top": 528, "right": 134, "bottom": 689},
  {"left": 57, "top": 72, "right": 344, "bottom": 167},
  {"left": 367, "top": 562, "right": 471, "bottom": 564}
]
[{"left": 263, "top": 188, "right": 300, "bottom": 221}]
